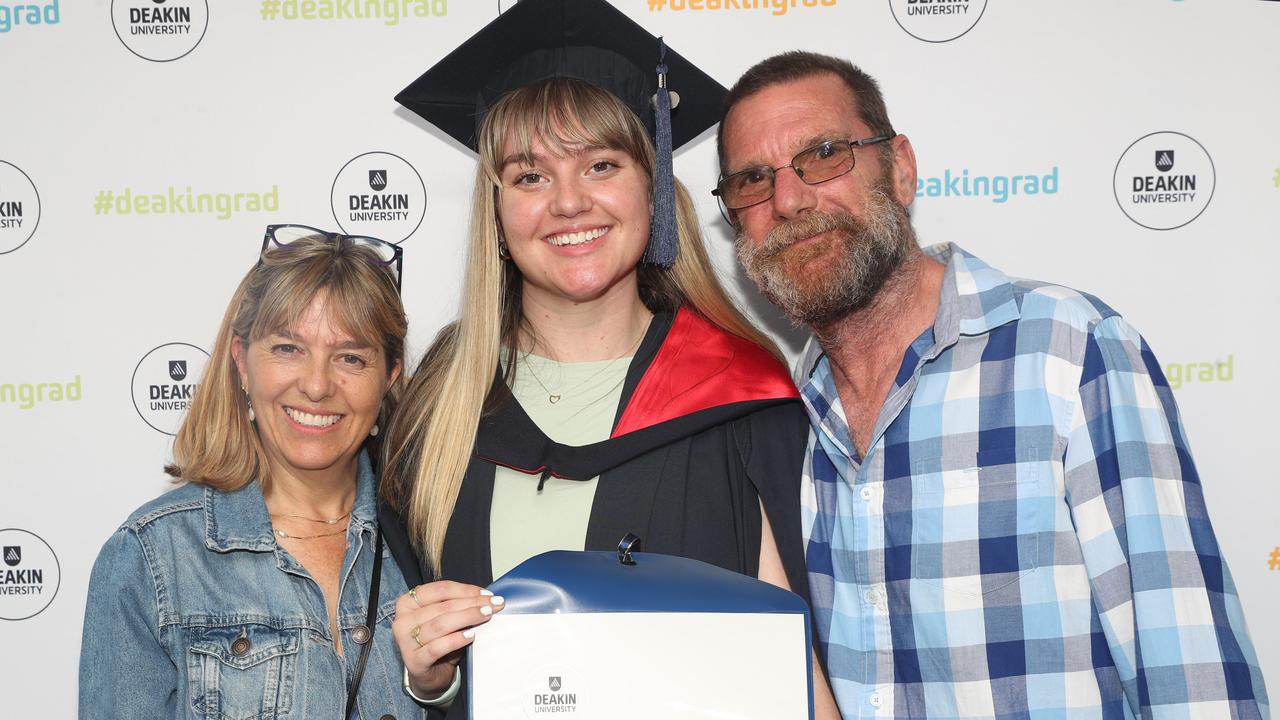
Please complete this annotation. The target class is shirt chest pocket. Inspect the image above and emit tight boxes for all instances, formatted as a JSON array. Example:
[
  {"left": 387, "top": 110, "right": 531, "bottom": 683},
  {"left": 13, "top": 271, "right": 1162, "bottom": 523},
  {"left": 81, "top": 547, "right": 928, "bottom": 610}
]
[
  {"left": 907, "top": 446, "right": 1053, "bottom": 597},
  {"left": 187, "top": 626, "right": 301, "bottom": 720}
]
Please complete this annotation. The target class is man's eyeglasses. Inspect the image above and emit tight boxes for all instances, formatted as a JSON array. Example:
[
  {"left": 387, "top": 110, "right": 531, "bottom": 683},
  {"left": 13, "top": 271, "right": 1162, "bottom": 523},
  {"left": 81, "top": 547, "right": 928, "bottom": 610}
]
[
  {"left": 712, "top": 135, "right": 894, "bottom": 211},
  {"left": 261, "top": 224, "right": 403, "bottom": 292}
]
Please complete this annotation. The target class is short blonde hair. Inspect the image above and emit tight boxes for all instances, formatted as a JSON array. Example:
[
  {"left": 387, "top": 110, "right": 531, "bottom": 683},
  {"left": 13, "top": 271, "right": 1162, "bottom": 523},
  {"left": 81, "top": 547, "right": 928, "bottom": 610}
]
[
  {"left": 166, "top": 235, "right": 407, "bottom": 490},
  {"left": 384, "top": 78, "right": 779, "bottom": 573}
]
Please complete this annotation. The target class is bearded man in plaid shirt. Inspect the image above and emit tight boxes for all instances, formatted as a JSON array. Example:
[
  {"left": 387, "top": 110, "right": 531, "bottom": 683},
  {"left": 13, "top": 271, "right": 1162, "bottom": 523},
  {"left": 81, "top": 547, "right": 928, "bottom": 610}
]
[{"left": 716, "top": 51, "right": 1268, "bottom": 719}]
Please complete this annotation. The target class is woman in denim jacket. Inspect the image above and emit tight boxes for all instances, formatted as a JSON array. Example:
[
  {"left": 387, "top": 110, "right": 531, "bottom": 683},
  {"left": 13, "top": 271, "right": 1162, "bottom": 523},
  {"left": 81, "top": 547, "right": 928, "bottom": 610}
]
[{"left": 79, "top": 229, "right": 424, "bottom": 719}]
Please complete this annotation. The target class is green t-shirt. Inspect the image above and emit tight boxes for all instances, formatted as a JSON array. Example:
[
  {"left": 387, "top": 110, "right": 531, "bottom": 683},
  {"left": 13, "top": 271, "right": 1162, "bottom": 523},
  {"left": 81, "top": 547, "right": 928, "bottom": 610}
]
[{"left": 489, "top": 352, "right": 632, "bottom": 579}]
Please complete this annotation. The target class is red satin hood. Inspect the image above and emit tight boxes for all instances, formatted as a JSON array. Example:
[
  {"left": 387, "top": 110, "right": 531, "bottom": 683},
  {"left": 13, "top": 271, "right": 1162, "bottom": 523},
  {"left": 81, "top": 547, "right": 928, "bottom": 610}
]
[{"left": 612, "top": 308, "right": 799, "bottom": 438}]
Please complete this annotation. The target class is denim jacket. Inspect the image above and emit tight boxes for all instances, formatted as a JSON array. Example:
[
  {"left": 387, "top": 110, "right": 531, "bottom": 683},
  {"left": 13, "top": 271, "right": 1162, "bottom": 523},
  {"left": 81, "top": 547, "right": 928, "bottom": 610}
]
[{"left": 79, "top": 453, "right": 425, "bottom": 720}]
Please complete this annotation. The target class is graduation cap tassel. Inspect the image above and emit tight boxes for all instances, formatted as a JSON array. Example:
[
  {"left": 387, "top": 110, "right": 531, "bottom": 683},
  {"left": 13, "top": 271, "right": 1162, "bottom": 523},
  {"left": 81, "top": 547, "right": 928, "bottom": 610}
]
[{"left": 644, "top": 38, "right": 678, "bottom": 268}]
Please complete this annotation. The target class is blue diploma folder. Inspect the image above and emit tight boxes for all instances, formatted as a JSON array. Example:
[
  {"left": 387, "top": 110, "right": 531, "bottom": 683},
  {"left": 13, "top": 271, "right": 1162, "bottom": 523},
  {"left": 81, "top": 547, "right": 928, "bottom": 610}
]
[{"left": 468, "top": 546, "right": 814, "bottom": 719}]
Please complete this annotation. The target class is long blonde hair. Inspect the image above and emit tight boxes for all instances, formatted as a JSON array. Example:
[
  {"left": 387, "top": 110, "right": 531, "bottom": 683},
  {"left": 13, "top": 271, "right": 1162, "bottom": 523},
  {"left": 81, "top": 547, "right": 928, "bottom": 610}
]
[
  {"left": 383, "top": 78, "right": 779, "bottom": 573},
  {"left": 166, "top": 235, "right": 407, "bottom": 490}
]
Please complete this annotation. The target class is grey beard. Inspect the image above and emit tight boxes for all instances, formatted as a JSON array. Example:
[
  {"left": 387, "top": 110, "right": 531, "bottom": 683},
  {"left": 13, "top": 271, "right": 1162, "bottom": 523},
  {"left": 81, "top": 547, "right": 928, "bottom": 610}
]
[{"left": 736, "top": 185, "right": 914, "bottom": 327}]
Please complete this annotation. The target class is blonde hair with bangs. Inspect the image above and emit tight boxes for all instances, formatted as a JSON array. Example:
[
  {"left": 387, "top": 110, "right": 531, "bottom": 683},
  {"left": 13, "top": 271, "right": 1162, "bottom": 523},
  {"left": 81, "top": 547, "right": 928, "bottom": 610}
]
[
  {"left": 166, "top": 235, "right": 407, "bottom": 491},
  {"left": 384, "top": 78, "right": 780, "bottom": 573}
]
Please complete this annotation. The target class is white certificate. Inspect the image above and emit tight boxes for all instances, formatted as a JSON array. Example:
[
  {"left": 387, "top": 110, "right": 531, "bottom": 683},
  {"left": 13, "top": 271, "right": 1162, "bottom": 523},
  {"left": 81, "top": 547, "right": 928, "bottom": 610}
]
[
  {"left": 472, "top": 612, "right": 808, "bottom": 718},
  {"left": 466, "top": 549, "right": 814, "bottom": 720}
]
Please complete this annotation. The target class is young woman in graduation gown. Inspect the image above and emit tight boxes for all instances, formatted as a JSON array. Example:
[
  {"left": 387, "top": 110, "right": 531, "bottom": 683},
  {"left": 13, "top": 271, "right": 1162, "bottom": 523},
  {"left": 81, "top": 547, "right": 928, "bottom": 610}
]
[{"left": 377, "top": 2, "right": 837, "bottom": 715}]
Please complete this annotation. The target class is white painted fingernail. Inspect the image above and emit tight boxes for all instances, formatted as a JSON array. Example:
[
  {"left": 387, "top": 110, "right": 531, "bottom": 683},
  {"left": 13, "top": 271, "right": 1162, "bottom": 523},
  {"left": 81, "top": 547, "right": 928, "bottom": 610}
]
[
  {"left": 480, "top": 589, "right": 494, "bottom": 596},
  {"left": 480, "top": 605, "right": 493, "bottom": 616},
  {"left": 490, "top": 595, "right": 505, "bottom": 606},
  {"left": 463, "top": 628, "right": 475, "bottom": 639}
]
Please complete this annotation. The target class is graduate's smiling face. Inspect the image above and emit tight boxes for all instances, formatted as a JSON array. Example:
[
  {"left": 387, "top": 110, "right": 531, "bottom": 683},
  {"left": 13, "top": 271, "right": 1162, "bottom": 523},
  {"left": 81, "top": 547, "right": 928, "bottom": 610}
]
[{"left": 496, "top": 133, "right": 652, "bottom": 308}]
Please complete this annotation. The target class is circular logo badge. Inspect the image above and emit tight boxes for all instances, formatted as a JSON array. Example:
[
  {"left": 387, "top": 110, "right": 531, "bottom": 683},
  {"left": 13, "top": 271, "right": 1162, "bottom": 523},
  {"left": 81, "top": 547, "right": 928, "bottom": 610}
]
[
  {"left": 111, "top": 0, "right": 210, "bottom": 63},
  {"left": 889, "top": 0, "right": 988, "bottom": 43},
  {"left": 0, "top": 529, "right": 61, "bottom": 621},
  {"left": 0, "top": 160, "right": 41, "bottom": 256},
  {"left": 330, "top": 151, "right": 426, "bottom": 244},
  {"left": 131, "top": 342, "right": 210, "bottom": 435},
  {"left": 1113, "top": 131, "right": 1216, "bottom": 231}
]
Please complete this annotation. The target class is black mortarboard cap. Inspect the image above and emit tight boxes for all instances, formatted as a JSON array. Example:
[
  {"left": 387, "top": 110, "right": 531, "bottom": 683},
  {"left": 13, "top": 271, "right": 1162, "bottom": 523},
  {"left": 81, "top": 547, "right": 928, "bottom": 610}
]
[
  {"left": 395, "top": 0, "right": 728, "bottom": 266},
  {"left": 395, "top": 0, "right": 725, "bottom": 152}
]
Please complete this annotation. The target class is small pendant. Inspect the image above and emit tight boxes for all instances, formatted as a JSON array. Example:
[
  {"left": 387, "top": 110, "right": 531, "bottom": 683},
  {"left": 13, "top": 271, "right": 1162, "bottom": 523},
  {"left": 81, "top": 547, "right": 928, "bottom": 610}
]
[
  {"left": 324, "top": 518, "right": 337, "bottom": 524},
  {"left": 274, "top": 529, "right": 288, "bottom": 539},
  {"left": 549, "top": 394, "right": 561, "bottom": 404}
]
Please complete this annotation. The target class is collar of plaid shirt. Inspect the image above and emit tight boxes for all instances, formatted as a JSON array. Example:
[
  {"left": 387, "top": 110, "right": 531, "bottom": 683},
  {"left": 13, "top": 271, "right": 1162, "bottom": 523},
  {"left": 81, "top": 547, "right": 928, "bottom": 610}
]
[{"left": 795, "top": 242, "right": 1016, "bottom": 388}]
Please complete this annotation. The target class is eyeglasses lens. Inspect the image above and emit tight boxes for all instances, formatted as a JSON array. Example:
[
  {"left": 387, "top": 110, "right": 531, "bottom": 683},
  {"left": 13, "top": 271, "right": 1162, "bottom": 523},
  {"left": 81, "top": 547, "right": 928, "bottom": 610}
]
[
  {"left": 269, "top": 224, "right": 323, "bottom": 249},
  {"left": 344, "top": 237, "right": 399, "bottom": 266},
  {"left": 796, "top": 143, "right": 856, "bottom": 185},
  {"left": 722, "top": 171, "right": 774, "bottom": 210}
]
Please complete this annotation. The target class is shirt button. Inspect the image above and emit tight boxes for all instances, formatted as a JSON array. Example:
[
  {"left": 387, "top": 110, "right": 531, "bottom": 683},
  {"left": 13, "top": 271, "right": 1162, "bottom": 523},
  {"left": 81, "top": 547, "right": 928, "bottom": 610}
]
[
  {"left": 865, "top": 589, "right": 879, "bottom": 606},
  {"left": 869, "top": 693, "right": 884, "bottom": 708},
  {"left": 351, "top": 624, "right": 371, "bottom": 645},
  {"left": 230, "top": 636, "right": 251, "bottom": 656},
  {"left": 860, "top": 486, "right": 873, "bottom": 501}
]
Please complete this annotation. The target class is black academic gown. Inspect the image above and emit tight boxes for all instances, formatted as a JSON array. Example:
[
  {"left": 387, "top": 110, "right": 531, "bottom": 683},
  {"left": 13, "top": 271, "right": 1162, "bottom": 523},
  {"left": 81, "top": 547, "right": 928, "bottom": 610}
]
[{"left": 380, "top": 308, "right": 811, "bottom": 718}]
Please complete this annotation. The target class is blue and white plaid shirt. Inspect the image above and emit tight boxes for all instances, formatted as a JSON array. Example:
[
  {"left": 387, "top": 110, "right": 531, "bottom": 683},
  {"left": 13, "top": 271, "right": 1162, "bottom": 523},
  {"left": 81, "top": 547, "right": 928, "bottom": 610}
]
[{"left": 799, "top": 243, "right": 1268, "bottom": 719}]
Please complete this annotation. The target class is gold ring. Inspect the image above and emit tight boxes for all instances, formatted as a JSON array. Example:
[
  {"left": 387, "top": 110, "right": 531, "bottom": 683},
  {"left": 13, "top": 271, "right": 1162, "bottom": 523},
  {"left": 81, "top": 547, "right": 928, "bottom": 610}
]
[
  {"left": 408, "top": 587, "right": 419, "bottom": 605},
  {"left": 411, "top": 623, "right": 424, "bottom": 648}
]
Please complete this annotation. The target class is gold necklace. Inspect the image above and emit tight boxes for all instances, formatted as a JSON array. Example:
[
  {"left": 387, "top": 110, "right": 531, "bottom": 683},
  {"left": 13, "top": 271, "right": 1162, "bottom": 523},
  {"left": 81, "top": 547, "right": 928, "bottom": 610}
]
[
  {"left": 273, "top": 526, "right": 346, "bottom": 541},
  {"left": 268, "top": 505, "right": 353, "bottom": 541},
  {"left": 520, "top": 319, "right": 649, "bottom": 404},
  {"left": 268, "top": 510, "right": 351, "bottom": 525}
]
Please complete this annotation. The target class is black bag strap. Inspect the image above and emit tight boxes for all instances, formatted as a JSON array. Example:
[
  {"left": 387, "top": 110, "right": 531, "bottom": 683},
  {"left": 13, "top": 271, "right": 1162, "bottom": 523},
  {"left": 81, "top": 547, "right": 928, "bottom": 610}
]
[{"left": 344, "top": 525, "right": 383, "bottom": 719}]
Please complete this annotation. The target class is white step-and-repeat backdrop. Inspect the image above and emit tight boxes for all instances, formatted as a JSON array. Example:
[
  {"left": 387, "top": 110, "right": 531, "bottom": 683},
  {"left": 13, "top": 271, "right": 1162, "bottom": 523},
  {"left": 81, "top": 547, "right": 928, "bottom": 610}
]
[{"left": 2, "top": 1, "right": 1277, "bottom": 715}]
